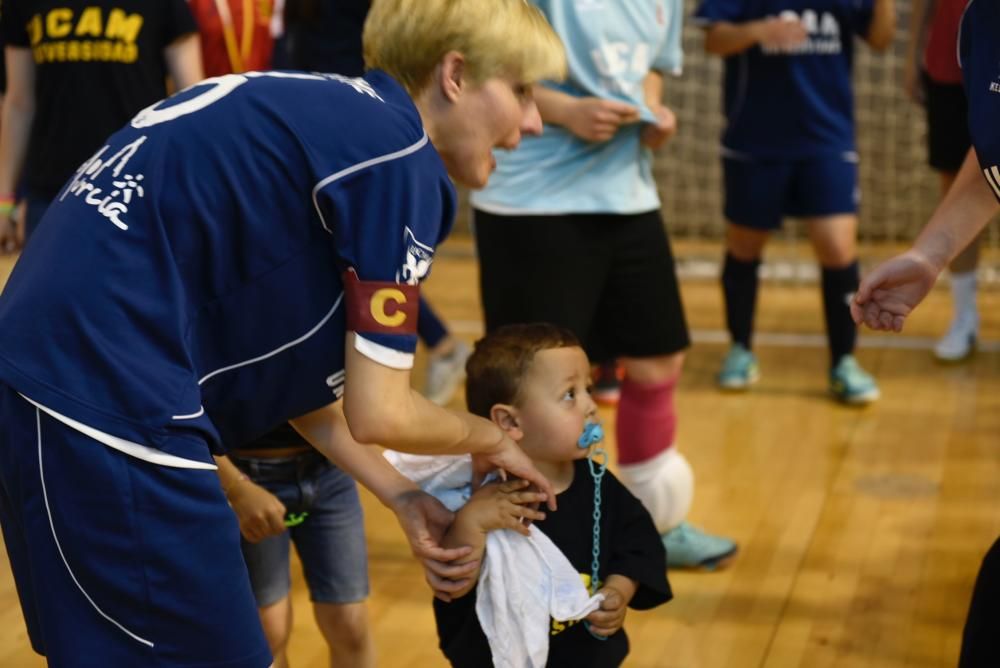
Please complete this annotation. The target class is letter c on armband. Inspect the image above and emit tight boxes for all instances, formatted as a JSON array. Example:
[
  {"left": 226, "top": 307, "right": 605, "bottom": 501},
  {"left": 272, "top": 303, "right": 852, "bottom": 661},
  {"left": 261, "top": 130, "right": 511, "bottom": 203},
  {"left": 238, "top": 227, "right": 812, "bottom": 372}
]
[
  {"left": 343, "top": 269, "right": 419, "bottom": 335},
  {"left": 370, "top": 288, "right": 407, "bottom": 327}
]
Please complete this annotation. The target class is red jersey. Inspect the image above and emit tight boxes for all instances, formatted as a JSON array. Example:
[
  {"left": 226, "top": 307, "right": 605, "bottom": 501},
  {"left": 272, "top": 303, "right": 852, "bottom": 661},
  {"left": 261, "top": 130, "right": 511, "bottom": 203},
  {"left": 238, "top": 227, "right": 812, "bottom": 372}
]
[
  {"left": 923, "top": 0, "right": 965, "bottom": 85},
  {"left": 190, "top": 0, "right": 274, "bottom": 77}
]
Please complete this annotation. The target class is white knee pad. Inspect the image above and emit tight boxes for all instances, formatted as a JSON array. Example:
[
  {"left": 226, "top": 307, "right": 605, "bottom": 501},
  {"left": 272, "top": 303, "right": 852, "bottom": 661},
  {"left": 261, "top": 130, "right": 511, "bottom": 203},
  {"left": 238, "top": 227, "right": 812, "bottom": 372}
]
[{"left": 617, "top": 448, "right": 694, "bottom": 534}]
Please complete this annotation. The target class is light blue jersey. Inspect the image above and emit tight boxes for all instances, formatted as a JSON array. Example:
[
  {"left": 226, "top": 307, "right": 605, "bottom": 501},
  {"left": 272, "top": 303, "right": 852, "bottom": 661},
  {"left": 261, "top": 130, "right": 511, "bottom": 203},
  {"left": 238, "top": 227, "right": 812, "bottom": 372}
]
[{"left": 471, "top": 0, "right": 683, "bottom": 216}]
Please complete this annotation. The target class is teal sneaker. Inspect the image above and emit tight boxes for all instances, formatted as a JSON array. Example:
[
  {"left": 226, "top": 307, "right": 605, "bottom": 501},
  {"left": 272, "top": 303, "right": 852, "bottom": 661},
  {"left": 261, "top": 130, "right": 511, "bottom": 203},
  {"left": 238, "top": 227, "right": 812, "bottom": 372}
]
[
  {"left": 717, "top": 344, "right": 759, "bottom": 390},
  {"left": 661, "top": 522, "right": 738, "bottom": 570},
  {"left": 829, "top": 355, "right": 880, "bottom": 405}
]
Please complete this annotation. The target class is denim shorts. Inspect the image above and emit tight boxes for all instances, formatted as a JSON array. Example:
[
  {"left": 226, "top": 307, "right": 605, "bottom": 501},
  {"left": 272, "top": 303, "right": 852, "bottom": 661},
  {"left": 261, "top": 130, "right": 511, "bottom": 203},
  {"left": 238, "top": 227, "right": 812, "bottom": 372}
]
[{"left": 230, "top": 449, "right": 369, "bottom": 606}]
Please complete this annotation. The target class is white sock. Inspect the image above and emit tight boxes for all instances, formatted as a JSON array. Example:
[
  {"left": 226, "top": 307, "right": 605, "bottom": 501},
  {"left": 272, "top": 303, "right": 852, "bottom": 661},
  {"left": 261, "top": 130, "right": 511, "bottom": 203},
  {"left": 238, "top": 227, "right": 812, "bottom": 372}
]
[
  {"left": 950, "top": 271, "right": 978, "bottom": 325},
  {"left": 617, "top": 448, "right": 694, "bottom": 534}
]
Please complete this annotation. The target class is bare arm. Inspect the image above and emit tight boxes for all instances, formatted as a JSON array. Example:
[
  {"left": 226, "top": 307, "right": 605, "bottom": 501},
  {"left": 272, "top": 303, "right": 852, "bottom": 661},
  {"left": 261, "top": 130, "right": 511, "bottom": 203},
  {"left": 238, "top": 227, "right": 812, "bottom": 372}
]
[
  {"left": 163, "top": 33, "right": 204, "bottom": 91},
  {"left": 290, "top": 401, "right": 482, "bottom": 599},
  {"left": 703, "top": 18, "right": 807, "bottom": 57},
  {"left": 913, "top": 149, "right": 999, "bottom": 269},
  {"left": 0, "top": 47, "right": 36, "bottom": 252},
  {"left": 342, "top": 338, "right": 556, "bottom": 507},
  {"left": 903, "top": 0, "right": 930, "bottom": 101},
  {"left": 864, "top": 0, "right": 897, "bottom": 51},
  {"left": 852, "top": 149, "right": 1000, "bottom": 331}
]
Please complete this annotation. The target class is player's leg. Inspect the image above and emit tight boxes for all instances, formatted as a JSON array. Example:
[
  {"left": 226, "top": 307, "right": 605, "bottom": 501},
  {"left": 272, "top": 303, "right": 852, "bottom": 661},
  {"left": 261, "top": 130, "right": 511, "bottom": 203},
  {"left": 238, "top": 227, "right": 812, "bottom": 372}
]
[
  {"left": 796, "top": 155, "right": 879, "bottom": 405},
  {"left": 925, "top": 74, "right": 978, "bottom": 361},
  {"left": 257, "top": 598, "right": 294, "bottom": 668},
  {"left": 718, "top": 157, "right": 786, "bottom": 390},
  {"left": 0, "top": 385, "right": 271, "bottom": 667},
  {"left": 313, "top": 601, "right": 373, "bottom": 668},
  {"left": 231, "top": 453, "right": 300, "bottom": 668},
  {"left": 292, "top": 457, "right": 374, "bottom": 668},
  {"left": 601, "top": 210, "right": 737, "bottom": 569}
]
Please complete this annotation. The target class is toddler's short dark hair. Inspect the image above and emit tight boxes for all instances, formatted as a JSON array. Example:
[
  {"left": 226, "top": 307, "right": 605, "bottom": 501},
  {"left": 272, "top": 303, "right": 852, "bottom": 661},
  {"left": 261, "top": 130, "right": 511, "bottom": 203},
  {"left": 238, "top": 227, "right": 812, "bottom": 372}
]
[{"left": 465, "top": 323, "right": 581, "bottom": 418}]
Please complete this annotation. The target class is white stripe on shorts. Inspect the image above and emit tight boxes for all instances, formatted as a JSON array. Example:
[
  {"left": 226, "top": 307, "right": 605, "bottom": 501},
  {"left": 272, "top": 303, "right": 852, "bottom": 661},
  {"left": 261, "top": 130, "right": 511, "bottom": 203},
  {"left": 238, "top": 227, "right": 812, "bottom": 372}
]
[
  {"left": 36, "top": 407, "right": 156, "bottom": 648},
  {"left": 20, "top": 394, "right": 217, "bottom": 470}
]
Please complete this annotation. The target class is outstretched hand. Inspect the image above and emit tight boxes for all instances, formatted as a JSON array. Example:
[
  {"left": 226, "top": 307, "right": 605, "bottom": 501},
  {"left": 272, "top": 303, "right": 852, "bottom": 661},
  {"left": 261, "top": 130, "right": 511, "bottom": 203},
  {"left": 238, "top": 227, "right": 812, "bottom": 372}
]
[
  {"left": 851, "top": 250, "right": 940, "bottom": 332},
  {"left": 390, "top": 489, "right": 478, "bottom": 601}
]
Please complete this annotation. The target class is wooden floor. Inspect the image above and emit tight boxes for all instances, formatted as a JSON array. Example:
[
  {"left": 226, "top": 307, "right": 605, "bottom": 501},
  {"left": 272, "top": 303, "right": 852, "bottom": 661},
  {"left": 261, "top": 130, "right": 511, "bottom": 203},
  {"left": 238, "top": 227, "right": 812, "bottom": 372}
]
[{"left": 1, "top": 239, "right": 998, "bottom": 667}]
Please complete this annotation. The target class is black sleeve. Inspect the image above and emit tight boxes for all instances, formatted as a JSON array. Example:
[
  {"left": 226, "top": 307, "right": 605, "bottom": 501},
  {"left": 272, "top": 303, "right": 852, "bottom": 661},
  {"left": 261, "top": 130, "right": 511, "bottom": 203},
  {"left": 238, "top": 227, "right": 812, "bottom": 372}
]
[
  {"left": 163, "top": 0, "right": 199, "bottom": 46},
  {"left": 431, "top": 590, "right": 495, "bottom": 668},
  {"left": 604, "top": 473, "right": 672, "bottom": 610},
  {"left": 0, "top": 1, "right": 30, "bottom": 49}
]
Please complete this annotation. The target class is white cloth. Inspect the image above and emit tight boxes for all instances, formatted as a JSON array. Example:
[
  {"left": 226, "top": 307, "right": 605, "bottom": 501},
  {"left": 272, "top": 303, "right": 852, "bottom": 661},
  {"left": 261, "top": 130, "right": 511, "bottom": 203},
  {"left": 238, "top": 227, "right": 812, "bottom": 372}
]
[{"left": 384, "top": 450, "right": 605, "bottom": 667}]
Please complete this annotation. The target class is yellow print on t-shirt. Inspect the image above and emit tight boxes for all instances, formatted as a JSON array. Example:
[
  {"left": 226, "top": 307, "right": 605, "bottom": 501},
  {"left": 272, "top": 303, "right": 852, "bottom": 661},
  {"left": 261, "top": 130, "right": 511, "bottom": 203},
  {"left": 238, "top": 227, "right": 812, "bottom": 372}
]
[
  {"left": 550, "top": 573, "right": 599, "bottom": 636},
  {"left": 27, "top": 7, "right": 144, "bottom": 64}
]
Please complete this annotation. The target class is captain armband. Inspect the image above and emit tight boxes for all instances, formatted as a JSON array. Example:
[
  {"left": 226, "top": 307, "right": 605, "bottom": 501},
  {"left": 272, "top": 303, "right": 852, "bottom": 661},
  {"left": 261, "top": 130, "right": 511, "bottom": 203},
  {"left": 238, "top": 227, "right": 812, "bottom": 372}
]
[{"left": 342, "top": 269, "right": 419, "bottom": 336}]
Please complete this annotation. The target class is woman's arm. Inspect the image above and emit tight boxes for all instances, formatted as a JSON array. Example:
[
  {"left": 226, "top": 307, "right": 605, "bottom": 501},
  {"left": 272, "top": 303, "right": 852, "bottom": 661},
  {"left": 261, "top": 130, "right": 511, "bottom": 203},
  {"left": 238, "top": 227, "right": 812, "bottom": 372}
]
[
  {"left": 290, "top": 401, "right": 483, "bottom": 599},
  {"left": 853, "top": 149, "right": 1000, "bottom": 331},
  {"left": 342, "top": 339, "right": 556, "bottom": 507}
]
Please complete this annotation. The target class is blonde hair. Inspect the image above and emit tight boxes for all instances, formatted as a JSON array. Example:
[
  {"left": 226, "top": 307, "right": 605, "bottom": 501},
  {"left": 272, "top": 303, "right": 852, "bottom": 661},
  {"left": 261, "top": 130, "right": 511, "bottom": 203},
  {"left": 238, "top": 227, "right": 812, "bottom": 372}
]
[{"left": 363, "top": 0, "right": 566, "bottom": 96}]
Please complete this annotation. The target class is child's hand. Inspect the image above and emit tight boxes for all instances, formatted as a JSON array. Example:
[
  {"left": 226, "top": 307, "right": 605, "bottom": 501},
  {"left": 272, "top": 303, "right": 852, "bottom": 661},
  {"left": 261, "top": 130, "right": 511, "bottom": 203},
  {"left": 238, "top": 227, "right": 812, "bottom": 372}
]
[
  {"left": 226, "top": 480, "right": 288, "bottom": 543},
  {"left": 459, "top": 479, "right": 548, "bottom": 537},
  {"left": 585, "top": 585, "right": 630, "bottom": 637}
]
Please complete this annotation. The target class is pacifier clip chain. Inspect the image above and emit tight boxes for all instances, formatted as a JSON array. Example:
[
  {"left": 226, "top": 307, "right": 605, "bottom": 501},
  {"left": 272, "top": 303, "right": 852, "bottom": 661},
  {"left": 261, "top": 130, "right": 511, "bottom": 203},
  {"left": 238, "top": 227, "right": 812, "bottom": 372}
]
[{"left": 578, "top": 421, "right": 608, "bottom": 641}]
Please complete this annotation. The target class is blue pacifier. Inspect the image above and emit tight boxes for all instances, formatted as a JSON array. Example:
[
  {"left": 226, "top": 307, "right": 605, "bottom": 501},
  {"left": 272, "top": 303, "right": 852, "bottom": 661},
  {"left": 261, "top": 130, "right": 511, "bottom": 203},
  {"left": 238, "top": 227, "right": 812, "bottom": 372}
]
[{"left": 578, "top": 421, "right": 604, "bottom": 449}]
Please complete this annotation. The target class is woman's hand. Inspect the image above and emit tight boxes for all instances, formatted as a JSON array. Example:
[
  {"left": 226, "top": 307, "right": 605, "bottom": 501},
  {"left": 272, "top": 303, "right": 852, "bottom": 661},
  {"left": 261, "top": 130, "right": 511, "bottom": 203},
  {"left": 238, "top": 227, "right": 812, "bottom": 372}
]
[
  {"left": 389, "top": 489, "right": 480, "bottom": 601},
  {"left": 852, "top": 249, "right": 940, "bottom": 332}
]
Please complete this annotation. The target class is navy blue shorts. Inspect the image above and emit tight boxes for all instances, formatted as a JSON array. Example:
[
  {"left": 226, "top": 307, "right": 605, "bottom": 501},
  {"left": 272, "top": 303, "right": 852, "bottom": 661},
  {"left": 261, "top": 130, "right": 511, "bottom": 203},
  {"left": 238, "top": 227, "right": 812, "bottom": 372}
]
[
  {"left": 723, "top": 154, "right": 860, "bottom": 230},
  {"left": 230, "top": 450, "right": 369, "bottom": 607},
  {"left": 0, "top": 384, "right": 271, "bottom": 667}
]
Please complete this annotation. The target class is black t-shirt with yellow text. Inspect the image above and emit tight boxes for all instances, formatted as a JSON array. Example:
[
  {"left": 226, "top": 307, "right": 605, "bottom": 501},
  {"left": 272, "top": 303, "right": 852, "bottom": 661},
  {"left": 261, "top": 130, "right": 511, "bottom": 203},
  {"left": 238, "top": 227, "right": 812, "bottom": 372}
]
[
  {"left": 1, "top": 1, "right": 196, "bottom": 199},
  {"left": 433, "top": 459, "right": 672, "bottom": 667}
]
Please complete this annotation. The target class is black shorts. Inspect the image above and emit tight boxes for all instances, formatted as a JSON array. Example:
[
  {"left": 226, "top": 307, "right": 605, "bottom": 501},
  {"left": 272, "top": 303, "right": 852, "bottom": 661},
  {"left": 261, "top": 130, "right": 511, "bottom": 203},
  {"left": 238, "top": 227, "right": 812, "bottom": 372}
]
[
  {"left": 473, "top": 208, "right": 690, "bottom": 363},
  {"left": 923, "top": 70, "right": 972, "bottom": 173}
]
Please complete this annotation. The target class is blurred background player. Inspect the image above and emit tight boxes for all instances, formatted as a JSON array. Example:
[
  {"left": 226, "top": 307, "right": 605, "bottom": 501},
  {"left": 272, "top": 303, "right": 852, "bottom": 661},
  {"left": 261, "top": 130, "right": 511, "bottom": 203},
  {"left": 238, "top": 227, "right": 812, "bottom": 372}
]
[
  {"left": 189, "top": 0, "right": 279, "bottom": 77},
  {"left": 471, "top": 0, "right": 737, "bottom": 569},
  {"left": 0, "top": 0, "right": 204, "bottom": 252},
  {"left": 694, "top": 0, "right": 895, "bottom": 404},
  {"left": 904, "top": 0, "right": 979, "bottom": 362}
]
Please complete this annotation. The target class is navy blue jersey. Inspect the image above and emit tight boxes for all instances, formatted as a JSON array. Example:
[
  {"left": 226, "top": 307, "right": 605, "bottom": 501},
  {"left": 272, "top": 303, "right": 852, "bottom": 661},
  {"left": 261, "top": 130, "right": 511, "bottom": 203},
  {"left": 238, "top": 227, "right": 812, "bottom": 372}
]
[
  {"left": 959, "top": 0, "right": 1000, "bottom": 202},
  {"left": 694, "top": 0, "right": 874, "bottom": 159},
  {"left": 0, "top": 70, "right": 456, "bottom": 453}
]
